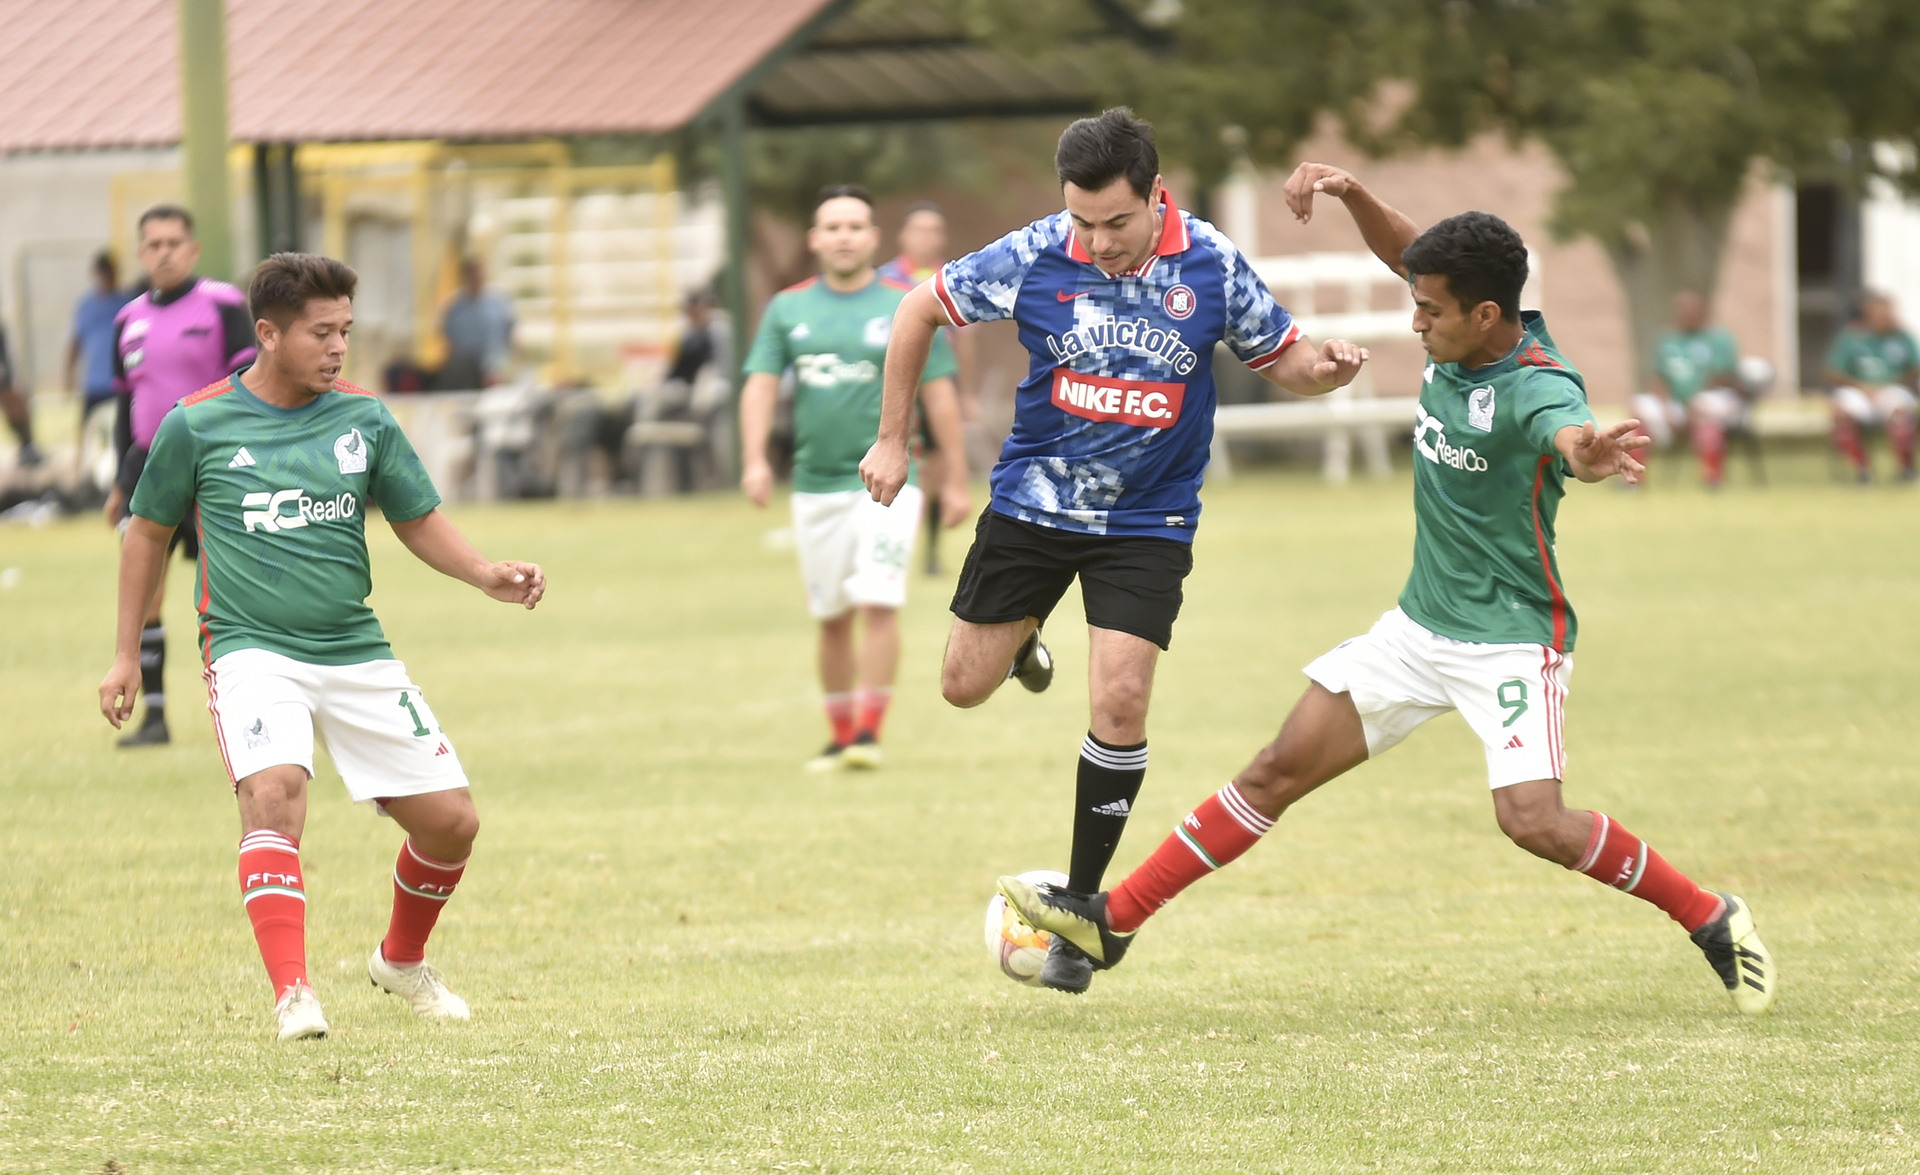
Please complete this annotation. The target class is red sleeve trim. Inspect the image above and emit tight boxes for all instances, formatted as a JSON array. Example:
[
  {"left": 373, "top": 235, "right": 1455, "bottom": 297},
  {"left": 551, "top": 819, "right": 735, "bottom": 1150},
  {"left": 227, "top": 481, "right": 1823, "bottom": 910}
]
[
  {"left": 931, "top": 269, "right": 970, "bottom": 326},
  {"left": 1244, "top": 322, "right": 1303, "bottom": 371},
  {"left": 182, "top": 377, "right": 236, "bottom": 406},
  {"left": 1518, "top": 342, "right": 1562, "bottom": 369}
]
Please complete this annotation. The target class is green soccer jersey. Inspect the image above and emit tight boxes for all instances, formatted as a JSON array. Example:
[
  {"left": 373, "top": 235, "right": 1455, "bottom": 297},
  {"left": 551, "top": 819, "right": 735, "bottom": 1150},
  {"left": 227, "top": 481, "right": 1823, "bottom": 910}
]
[
  {"left": 1652, "top": 326, "right": 1737, "bottom": 402},
  {"left": 1827, "top": 327, "right": 1920, "bottom": 386},
  {"left": 1399, "top": 312, "right": 1595, "bottom": 652},
  {"left": 743, "top": 272, "right": 958, "bottom": 493},
  {"left": 128, "top": 371, "right": 442, "bottom": 666}
]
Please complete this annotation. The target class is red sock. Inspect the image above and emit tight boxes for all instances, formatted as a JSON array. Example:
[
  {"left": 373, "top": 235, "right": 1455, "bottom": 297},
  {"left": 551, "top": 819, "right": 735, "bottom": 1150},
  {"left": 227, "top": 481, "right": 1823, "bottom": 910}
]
[
  {"left": 824, "top": 692, "right": 856, "bottom": 746},
  {"left": 1888, "top": 414, "right": 1916, "bottom": 472},
  {"left": 238, "top": 830, "right": 308, "bottom": 999},
  {"left": 855, "top": 687, "right": 892, "bottom": 739},
  {"left": 1834, "top": 421, "right": 1869, "bottom": 472},
  {"left": 1571, "top": 813, "right": 1721, "bottom": 931},
  {"left": 1692, "top": 422, "right": 1725, "bottom": 486},
  {"left": 1106, "top": 782, "right": 1274, "bottom": 933},
  {"left": 381, "top": 839, "right": 467, "bottom": 966}
]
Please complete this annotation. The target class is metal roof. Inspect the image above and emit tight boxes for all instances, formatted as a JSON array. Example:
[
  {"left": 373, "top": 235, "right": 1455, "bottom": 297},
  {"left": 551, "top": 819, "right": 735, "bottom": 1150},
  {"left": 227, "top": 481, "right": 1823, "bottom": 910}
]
[
  {"left": 0, "top": 0, "right": 843, "bottom": 152},
  {"left": 751, "top": 7, "right": 1099, "bottom": 126}
]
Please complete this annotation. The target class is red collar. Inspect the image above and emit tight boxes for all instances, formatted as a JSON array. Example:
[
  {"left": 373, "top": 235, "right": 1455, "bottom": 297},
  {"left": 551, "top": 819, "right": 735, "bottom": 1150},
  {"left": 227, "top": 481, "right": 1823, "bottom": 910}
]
[{"left": 1064, "top": 189, "right": 1190, "bottom": 273}]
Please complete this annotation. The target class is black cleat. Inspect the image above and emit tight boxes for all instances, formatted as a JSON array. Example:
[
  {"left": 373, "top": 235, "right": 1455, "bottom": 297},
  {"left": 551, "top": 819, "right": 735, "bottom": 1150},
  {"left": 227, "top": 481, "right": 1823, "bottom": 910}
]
[
  {"left": 1689, "top": 893, "right": 1776, "bottom": 1015},
  {"left": 1008, "top": 632, "right": 1053, "bottom": 693},
  {"left": 996, "top": 877, "right": 1132, "bottom": 969},
  {"left": 117, "top": 713, "right": 170, "bottom": 747},
  {"left": 1039, "top": 935, "right": 1094, "bottom": 994}
]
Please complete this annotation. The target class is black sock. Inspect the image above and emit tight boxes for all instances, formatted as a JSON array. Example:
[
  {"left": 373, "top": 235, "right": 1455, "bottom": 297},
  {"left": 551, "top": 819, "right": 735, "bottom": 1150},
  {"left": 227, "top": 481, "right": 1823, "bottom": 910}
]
[
  {"left": 1069, "top": 732, "right": 1147, "bottom": 892},
  {"left": 138, "top": 624, "right": 166, "bottom": 718}
]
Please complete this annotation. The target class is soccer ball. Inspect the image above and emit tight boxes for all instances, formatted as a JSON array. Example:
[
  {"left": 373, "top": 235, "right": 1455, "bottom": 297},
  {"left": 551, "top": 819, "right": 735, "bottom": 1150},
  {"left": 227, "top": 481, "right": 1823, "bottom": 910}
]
[{"left": 984, "top": 869, "right": 1067, "bottom": 986}]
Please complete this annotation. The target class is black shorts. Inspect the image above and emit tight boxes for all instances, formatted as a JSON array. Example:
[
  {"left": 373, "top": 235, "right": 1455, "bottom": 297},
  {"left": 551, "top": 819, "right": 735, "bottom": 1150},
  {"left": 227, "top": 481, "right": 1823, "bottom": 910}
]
[
  {"left": 168, "top": 520, "right": 199, "bottom": 562},
  {"left": 950, "top": 510, "right": 1194, "bottom": 650}
]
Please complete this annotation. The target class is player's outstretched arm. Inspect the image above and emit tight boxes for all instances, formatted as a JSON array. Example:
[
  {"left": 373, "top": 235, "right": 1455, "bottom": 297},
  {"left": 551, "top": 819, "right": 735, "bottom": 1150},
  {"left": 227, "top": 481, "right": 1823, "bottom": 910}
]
[
  {"left": 1556, "top": 420, "right": 1651, "bottom": 485},
  {"left": 1283, "top": 163, "right": 1421, "bottom": 277},
  {"left": 738, "top": 372, "right": 781, "bottom": 508},
  {"left": 98, "top": 516, "right": 174, "bottom": 727},
  {"left": 916, "top": 375, "right": 972, "bottom": 526},
  {"left": 389, "top": 509, "right": 545, "bottom": 610},
  {"left": 1258, "top": 335, "right": 1370, "bottom": 398},
  {"left": 860, "top": 281, "right": 945, "bottom": 506}
]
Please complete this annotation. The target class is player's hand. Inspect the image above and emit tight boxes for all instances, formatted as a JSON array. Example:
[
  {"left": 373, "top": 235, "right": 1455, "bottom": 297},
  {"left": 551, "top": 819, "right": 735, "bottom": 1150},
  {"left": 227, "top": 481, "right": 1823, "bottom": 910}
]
[
  {"left": 859, "top": 439, "right": 910, "bottom": 506},
  {"left": 1310, "top": 339, "right": 1369, "bottom": 389},
  {"left": 741, "top": 461, "right": 774, "bottom": 509},
  {"left": 103, "top": 485, "right": 126, "bottom": 528},
  {"left": 98, "top": 655, "right": 141, "bottom": 728},
  {"left": 939, "top": 479, "right": 972, "bottom": 527},
  {"left": 479, "top": 560, "right": 545, "bottom": 610},
  {"left": 1284, "top": 162, "right": 1361, "bottom": 224},
  {"left": 1566, "top": 419, "right": 1651, "bottom": 485}
]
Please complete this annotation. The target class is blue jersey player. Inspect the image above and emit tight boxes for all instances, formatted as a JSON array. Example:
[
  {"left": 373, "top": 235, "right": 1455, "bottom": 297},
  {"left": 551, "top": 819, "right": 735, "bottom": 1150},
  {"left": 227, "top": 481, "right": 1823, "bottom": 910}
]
[{"left": 860, "top": 108, "right": 1368, "bottom": 993}]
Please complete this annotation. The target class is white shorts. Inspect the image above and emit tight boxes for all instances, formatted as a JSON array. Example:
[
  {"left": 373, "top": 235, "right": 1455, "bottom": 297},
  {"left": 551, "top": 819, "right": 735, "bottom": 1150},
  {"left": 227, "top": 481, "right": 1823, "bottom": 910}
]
[
  {"left": 1630, "top": 393, "right": 1685, "bottom": 446},
  {"left": 1304, "top": 607, "right": 1572, "bottom": 789},
  {"left": 1690, "top": 387, "right": 1744, "bottom": 425},
  {"left": 790, "top": 485, "right": 922, "bottom": 619},
  {"left": 204, "top": 648, "right": 469, "bottom": 805},
  {"left": 1833, "top": 384, "right": 1918, "bottom": 424}
]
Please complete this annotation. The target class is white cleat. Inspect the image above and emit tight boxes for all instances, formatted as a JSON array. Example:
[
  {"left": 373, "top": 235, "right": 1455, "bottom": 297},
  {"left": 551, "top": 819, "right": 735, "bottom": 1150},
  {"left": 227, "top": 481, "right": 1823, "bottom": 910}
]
[
  {"left": 368, "top": 947, "right": 471, "bottom": 1021},
  {"left": 275, "top": 981, "right": 329, "bottom": 1042}
]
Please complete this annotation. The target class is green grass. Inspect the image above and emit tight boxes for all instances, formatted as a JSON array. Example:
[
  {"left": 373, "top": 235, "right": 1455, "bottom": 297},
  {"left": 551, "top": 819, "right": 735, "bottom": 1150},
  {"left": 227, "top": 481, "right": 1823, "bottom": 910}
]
[{"left": 2, "top": 460, "right": 1918, "bottom": 1173}]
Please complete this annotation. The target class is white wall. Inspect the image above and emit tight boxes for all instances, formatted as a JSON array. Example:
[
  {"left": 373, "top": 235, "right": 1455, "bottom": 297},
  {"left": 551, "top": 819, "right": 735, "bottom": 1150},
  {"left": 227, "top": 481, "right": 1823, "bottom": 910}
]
[{"left": 1864, "top": 175, "right": 1920, "bottom": 334}]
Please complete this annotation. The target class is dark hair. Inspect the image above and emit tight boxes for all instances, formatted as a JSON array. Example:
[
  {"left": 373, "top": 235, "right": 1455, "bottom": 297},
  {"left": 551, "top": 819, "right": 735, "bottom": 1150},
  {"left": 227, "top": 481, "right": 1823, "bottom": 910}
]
[
  {"left": 138, "top": 204, "right": 194, "bottom": 235},
  {"left": 249, "top": 252, "right": 358, "bottom": 328},
  {"left": 1055, "top": 107, "right": 1159, "bottom": 199},
  {"left": 93, "top": 249, "right": 116, "bottom": 277},
  {"left": 902, "top": 201, "right": 945, "bottom": 221},
  {"left": 814, "top": 184, "right": 875, "bottom": 217},
  {"left": 1400, "top": 211, "right": 1528, "bottom": 322}
]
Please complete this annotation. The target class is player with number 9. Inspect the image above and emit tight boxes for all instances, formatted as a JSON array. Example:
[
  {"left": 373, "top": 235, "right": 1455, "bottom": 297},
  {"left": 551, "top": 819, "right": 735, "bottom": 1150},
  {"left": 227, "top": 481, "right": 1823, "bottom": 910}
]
[{"left": 1000, "top": 166, "right": 1777, "bottom": 1017}]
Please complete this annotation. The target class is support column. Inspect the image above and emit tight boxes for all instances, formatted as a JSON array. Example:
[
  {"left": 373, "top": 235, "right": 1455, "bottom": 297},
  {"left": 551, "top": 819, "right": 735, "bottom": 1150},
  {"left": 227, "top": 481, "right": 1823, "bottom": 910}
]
[
  {"left": 718, "top": 91, "right": 750, "bottom": 481},
  {"left": 177, "top": 0, "right": 233, "bottom": 280}
]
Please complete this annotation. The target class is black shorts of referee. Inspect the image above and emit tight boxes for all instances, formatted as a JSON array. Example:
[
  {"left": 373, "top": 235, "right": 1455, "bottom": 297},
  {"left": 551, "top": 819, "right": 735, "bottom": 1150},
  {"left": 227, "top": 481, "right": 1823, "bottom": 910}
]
[
  {"left": 118, "top": 442, "right": 200, "bottom": 561},
  {"left": 950, "top": 509, "right": 1193, "bottom": 651}
]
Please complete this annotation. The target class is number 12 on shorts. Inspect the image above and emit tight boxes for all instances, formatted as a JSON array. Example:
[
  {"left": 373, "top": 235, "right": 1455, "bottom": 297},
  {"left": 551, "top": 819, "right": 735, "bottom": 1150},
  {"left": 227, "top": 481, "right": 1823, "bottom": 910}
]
[
  {"left": 1498, "top": 680, "right": 1529, "bottom": 727},
  {"left": 398, "top": 691, "right": 434, "bottom": 737}
]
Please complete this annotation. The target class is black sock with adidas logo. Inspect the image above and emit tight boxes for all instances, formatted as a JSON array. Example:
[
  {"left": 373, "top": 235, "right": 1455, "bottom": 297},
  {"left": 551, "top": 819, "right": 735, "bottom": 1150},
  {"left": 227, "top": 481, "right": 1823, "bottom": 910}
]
[{"left": 1069, "top": 732, "right": 1147, "bottom": 892}]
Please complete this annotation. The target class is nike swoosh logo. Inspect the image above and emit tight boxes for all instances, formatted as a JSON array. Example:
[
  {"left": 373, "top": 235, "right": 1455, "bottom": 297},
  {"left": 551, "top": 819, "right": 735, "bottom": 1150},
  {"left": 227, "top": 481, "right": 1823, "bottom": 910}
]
[{"left": 1057, "top": 290, "right": 1092, "bottom": 302}]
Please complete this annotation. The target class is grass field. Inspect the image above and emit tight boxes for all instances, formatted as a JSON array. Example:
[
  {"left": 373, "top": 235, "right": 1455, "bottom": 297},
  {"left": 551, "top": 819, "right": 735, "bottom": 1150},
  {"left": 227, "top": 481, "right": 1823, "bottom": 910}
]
[{"left": 3, "top": 460, "right": 1919, "bottom": 1174}]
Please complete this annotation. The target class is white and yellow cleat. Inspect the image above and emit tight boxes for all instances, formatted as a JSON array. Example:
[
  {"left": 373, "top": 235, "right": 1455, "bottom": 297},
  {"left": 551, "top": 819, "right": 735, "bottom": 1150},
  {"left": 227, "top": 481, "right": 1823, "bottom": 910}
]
[
  {"left": 275, "top": 981, "right": 329, "bottom": 1042},
  {"left": 805, "top": 742, "right": 850, "bottom": 773},
  {"left": 368, "top": 947, "right": 471, "bottom": 1021},
  {"left": 839, "top": 733, "right": 884, "bottom": 770},
  {"left": 1690, "top": 893, "right": 1776, "bottom": 1015}
]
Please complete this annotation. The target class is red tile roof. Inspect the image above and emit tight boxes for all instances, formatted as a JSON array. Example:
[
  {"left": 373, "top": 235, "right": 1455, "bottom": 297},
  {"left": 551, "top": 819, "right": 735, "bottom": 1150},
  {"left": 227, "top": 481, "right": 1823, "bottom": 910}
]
[{"left": 0, "top": 0, "right": 838, "bottom": 152}]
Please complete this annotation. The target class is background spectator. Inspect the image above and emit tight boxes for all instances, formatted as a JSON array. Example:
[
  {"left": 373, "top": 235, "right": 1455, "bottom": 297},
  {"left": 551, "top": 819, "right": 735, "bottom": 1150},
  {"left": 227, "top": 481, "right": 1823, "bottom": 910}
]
[
  {"left": 438, "top": 258, "right": 514, "bottom": 390},
  {"left": 1826, "top": 291, "right": 1919, "bottom": 483},
  {"left": 69, "top": 250, "right": 132, "bottom": 421}
]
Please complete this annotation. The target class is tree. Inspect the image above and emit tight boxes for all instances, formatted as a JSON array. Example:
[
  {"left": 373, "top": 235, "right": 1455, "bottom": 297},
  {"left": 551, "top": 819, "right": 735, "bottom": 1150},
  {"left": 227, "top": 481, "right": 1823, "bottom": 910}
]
[{"left": 948, "top": 0, "right": 1920, "bottom": 384}]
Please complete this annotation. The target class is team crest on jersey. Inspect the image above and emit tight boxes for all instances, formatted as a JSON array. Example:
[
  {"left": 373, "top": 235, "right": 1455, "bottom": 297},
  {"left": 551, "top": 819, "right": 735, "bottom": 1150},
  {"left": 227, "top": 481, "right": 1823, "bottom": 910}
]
[
  {"left": 862, "top": 316, "right": 891, "bottom": 349},
  {"left": 1163, "top": 284, "right": 1197, "bottom": 320},
  {"left": 1467, "top": 386, "right": 1497, "bottom": 432},
  {"left": 334, "top": 428, "right": 367, "bottom": 474}
]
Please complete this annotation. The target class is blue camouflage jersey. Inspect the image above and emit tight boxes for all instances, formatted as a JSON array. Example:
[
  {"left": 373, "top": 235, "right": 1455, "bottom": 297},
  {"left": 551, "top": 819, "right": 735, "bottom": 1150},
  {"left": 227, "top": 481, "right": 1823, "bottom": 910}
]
[{"left": 933, "top": 191, "right": 1299, "bottom": 540}]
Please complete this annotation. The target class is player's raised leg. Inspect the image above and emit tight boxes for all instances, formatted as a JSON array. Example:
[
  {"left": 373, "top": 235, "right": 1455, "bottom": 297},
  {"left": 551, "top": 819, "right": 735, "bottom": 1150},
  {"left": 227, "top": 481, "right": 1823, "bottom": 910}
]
[
  {"left": 372, "top": 787, "right": 478, "bottom": 1021},
  {"left": 1002, "top": 682, "right": 1369, "bottom": 974}
]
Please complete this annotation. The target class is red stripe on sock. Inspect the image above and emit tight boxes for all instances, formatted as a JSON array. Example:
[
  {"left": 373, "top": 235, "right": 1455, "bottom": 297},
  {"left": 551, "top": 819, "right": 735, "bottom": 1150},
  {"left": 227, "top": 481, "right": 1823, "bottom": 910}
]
[
  {"left": 1572, "top": 814, "right": 1721, "bottom": 931},
  {"left": 381, "top": 839, "right": 467, "bottom": 966},
  {"left": 1107, "top": 784, "right": 1270, "bottom": 933},
  {"left": 855, "top": 687, "right": 891, "bottom": 739},
  {"left": 824, "top": 693, "right": 856, "bottom": 747},
  {"left": 238, "top": 832, "right": 307, "bottom": 999}
]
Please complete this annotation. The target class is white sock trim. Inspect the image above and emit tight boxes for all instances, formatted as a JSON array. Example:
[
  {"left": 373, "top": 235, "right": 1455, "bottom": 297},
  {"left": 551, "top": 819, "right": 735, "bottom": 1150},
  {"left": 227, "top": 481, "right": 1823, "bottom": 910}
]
[{"left": 1080, "top": 734, "right": 1148, "bottom": 772}]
